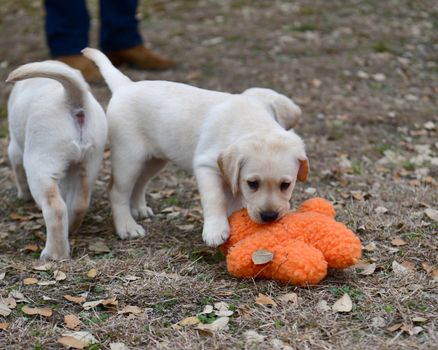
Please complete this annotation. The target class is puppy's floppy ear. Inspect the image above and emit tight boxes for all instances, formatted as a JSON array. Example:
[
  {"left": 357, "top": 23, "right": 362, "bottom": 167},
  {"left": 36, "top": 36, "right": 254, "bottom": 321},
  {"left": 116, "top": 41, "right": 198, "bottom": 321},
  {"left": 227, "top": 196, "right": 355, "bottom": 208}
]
[
  {"left": 217, "top": 145, "right": 244, "bottom": 196},
  {"left": 243, "top": 88, "right": 301, "bottom": 130},
  {"left": 287, "top": 129, "right": 309, "bottom": 182},
  {"left": 297, "top": 157, "right": 309, "bottom": 182}
]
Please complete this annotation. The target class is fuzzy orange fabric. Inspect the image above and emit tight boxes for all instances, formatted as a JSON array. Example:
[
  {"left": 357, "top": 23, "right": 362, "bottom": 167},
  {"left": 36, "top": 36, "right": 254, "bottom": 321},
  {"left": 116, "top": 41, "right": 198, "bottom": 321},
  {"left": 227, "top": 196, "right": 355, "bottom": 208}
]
[{"left": 220, "top": 198, "right": 361, "bottom": 286}]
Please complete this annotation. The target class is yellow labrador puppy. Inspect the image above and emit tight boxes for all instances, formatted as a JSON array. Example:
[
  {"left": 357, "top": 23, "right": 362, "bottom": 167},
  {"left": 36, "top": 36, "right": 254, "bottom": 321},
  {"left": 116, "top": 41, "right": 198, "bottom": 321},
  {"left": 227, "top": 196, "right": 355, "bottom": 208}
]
[
  {"left": 6, "top": 61, "right": 107, "bottom": 260},
  {"left": 83, "top": 48, "right": 308, "bottom": 246}
]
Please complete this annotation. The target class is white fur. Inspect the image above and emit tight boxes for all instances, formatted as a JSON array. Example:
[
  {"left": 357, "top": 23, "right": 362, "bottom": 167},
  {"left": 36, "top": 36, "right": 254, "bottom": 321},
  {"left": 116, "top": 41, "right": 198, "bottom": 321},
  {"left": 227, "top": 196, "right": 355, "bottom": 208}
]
[
  {"left": 6, "top": 61, "right": 107, "bottom": 260},
  {"left": 83, "top": 48, "right": 307, "bottom": 246}
]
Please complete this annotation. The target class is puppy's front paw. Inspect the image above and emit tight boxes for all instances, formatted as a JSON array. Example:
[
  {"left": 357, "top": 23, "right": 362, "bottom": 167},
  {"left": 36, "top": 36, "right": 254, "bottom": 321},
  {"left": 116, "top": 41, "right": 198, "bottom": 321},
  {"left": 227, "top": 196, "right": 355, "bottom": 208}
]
[
  {"left": 202, "top": 219, "right": 230, "bottom": 247},
  {"left": 131, "top": 205, "right": 154, "bottom": 220},
  {"left": 115, "top": 218, "right": 146, "bottom": 240},
  {"left": 40, "top": 244, "right": 70, "bottom": 261}
]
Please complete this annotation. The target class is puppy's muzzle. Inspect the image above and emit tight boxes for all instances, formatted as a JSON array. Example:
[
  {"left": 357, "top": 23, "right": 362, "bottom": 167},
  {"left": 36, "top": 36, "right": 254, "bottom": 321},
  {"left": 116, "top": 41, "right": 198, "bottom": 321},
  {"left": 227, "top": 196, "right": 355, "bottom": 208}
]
[{"left": 260, "top": 211, "right": 279, "bottom": 222}]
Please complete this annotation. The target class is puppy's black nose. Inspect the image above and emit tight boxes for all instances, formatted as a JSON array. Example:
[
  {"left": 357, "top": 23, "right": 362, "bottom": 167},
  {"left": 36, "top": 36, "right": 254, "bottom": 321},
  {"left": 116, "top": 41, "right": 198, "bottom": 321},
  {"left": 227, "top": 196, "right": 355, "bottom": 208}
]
[{"left": 260, "top": 211, "right": 279, "bottom": 222}]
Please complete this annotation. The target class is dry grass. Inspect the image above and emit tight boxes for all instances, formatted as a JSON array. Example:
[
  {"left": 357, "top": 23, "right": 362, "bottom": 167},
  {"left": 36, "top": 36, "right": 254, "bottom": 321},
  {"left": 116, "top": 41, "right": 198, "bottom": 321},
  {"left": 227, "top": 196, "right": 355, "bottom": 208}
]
[{"left": 0, "top": 0, "right": 437, "bottom": 349}]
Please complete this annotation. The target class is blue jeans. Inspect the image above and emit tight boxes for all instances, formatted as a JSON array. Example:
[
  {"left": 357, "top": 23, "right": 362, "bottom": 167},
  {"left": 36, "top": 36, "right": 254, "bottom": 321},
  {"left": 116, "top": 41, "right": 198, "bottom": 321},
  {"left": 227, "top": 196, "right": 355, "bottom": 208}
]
[{"left": 44, "top": 0, "right": 142, "bottom": 56}]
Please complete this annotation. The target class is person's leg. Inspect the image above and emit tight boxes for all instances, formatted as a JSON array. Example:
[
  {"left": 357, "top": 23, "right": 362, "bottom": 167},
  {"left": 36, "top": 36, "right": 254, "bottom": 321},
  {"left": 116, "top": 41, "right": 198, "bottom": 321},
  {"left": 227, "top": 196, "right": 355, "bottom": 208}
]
[
  {"left": 99, "top": 0, "right": 175, "bottom": 70},
  {"left": 44, "top": 0, "right": 100, "bottom": 81},
  {"left": 99, "top": 0, "right": 142, "bottom": 52},
  {"left": 44, "top": 0, "right": 90, "bottom": 56}
]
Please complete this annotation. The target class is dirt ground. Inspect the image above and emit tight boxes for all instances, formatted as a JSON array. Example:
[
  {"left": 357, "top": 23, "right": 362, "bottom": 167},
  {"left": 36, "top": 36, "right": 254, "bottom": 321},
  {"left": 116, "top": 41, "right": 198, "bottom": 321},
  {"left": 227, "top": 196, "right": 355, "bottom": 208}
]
[{"left": 0, "top": 0, "right": 437, "bottom": 349}]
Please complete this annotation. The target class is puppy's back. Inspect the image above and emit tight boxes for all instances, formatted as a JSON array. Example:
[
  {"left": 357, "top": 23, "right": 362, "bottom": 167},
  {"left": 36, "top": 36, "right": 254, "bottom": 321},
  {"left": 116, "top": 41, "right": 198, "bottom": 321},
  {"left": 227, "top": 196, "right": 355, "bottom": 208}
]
[{"left": 7, "top": 61, "right": 106, "bottom": 163}]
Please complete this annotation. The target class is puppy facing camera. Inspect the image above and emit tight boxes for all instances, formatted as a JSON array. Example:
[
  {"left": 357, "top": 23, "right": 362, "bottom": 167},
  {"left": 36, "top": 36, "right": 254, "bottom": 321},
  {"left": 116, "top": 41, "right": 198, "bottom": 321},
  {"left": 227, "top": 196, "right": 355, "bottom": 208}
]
[{"left": 83, "top": 48, "right": 307, "bottom": 247}]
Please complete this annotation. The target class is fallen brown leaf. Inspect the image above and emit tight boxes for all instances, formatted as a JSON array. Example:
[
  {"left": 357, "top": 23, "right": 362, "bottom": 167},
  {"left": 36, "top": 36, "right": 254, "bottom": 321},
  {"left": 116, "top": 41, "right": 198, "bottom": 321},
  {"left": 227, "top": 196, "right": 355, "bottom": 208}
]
[
  {"left": 213, "top": 302, "right": 234, "bottom": 317},
  {"left": 118, "top": 305, "right": 142, "bottom": 315},
  {"left": 387, "top": 323, "right": 403, "bottom": 332},
  {"left": 354, "top": 260, "right": 369, "bottom": 269},
  {"left": 109, "top": 343, "right": 130, "bottom": 350},
  {"left": 64, "top": 295, "right": 86, "bottom": 304},
  {"left": 87, "top": 268, "right": 97, "bottom": 278},
  {"left": 391, "top": 238, "right": 407, "bottom": 246},
  {"left": 425, "top": 208, "right": 438, "bottom": 222},
  {"left": 337, "top": 154, "right": 353, "bottom": 173},
  {"left": 57, "top": 331, "right": 97, "bottom": 349},
  {"left": 401, "top": 324, "right": 424, "bottom": 336},
  {"left": 9, "top": 291, "right": 28, "bottom": 303},
  {"left": 33, "top": 263, "right": 53, "bottom": 271},
  {"left": 317, "top": 300, "right": 330, "bottom": 312},
  {"left": 174, "top": 316, "right": 200, "bottom": 329},
  {"left": 0, "top": 302, "right": 11, "bottom": 317},
  {"left": 277, "top": 293, "right": 299, "bottom": 304},
  {"left": 101, "top": 297, "right": 118, "bottom": 307},
  {"left": 22, "top": 305, "right": 52, "bottom": 317},
  {"left": 37, "top": 280, "right": 57, "bottom": 286},
  {"left": 81, "top": 300, "right": 102, "bottom": 310},
  {"left": 199, "top": 305, "right": 213, "bottom": 315},
  {"left": 196, "top": 316, "right": 229, "bottom": 333},
  {"left": 340, "top": 192, "right": 350, "bottom": 199},
  {"left": 236, "top": 304, "right": 252, "bottom": 316},
  {"left": 0, "top": 323, "right": 9, "bottom": 330},
  {"left": 392, "top": 261, "right": 412, "bottom": 275},
  {"left": 252, "top": 250, "right": 274, "bottom": 265},
  {"left": 363, "top": 242, "right": 377, "bottom": 252},
  {"left": 3, "top": 297, "right": 16, "bottom": 309},
  {"left": 10, "top": 213, "right": 34, "bottom": 221},
  {"left": 244, "top": 330, "right": 266, "bottom": 344},
  {"left": 350, "top": 190, "right": 370, "bottom": 201},
  {"left": 123, "top": 275, "right": 140, "bottom": 282},
  {"left": 255, "top": 293, "right": 277, "bottom": 306},
  {"left": 54, "top": 270, "right": 67, "bottom": 281},
  {"left": 88, "top": 240, "right": 110, "bottom": 254},
  {"left": 175, "top": 224, "right": 195, "bottom": 232},
  {"left": 375, "top": 206, "right": 388, "bottom": 214},
  {"left": 421, "top": 262, "right": 434, "bottom": 273},
  {"left": 83, "top": 297, "right": 118, "bottom": 310},
  {"left": 359, "top": 263, "right": 377, "bottom": 276},
  {"left": 20, "top": 244, "right": 39, "bottom": 252},
  {"left": 332, "top": 294, "right": 353, "bottom": 313},
  {"left": 401, "top": 260, "right": 416, "bottom": 271},
  {"left": 23, "top": 277, "right": 39, "bottom": 285},
  {"left": 65, "top": 314, "right": 81, "bottom": 330},
  {"left": 33, "top": 231, "right": 46, "bottom": 241},
  {"left": 311, "top": 78, "right": 322, "bottom": 87}
]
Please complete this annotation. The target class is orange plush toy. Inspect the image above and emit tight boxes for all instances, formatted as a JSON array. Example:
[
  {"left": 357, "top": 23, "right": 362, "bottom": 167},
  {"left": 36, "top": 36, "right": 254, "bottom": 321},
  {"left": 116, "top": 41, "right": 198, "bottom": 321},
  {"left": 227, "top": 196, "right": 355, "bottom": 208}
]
[{"left": 220, "top": 198, "right": 361, "bottom": 286}]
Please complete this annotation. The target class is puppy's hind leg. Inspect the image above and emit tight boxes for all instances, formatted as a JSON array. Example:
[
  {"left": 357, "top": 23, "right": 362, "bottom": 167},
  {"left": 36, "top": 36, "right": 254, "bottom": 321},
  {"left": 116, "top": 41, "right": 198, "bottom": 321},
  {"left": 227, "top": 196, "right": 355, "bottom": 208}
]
[
  {"left": 110, "top": 148, "right": 147, "bottom": 239},
  {"left": 8, "top": 141, "right": 31, "bottom": 200},
  {"left": 27, "top": 170, "right": 69, "bottom": 260},
  {"left": 66, "top": 167, "right": 91, "bottom": 234},
  {"left": 130, "top": 158, "right": 167, "bottom": 220}
]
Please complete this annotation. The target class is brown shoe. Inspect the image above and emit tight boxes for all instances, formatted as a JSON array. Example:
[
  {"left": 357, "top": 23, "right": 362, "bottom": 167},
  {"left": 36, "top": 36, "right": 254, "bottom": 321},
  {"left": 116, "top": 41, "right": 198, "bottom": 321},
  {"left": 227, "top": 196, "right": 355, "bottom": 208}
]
[
  {"left": 106, "top": 45, "right": 175, "bottom": 70},
  {"left": 55, "top": 55, "right": 101, "bottom": 82}
]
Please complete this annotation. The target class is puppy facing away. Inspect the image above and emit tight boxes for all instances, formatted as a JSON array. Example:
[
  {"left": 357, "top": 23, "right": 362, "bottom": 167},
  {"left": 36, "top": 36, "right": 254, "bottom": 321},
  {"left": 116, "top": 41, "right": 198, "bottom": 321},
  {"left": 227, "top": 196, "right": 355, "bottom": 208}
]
[
  {"left": 6, "top": 61, "right": 107, "bottom": 260},
  {"left": 83, "top": 48, "right": 308, "bottom": 247}
]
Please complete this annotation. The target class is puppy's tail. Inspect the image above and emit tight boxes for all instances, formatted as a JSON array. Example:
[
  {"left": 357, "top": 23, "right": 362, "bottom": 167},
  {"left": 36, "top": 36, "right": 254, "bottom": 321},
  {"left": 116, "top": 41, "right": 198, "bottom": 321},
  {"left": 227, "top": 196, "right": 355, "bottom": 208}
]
[
  {"left": 6, "top": 61, "right": 88, "bottom": 109},
  {"left": 81, "top": 48, "right": 131, "bottom": 92}
]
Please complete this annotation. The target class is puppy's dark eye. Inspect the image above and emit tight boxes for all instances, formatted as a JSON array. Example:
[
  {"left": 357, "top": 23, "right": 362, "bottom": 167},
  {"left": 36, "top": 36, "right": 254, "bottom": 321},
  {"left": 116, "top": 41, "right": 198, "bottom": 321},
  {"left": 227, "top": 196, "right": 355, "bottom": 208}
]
[
  {"left": 280, "top": 182, "right": 291, "bottom": 191},
  {"left": 247, "top": 180, "right": 259, "bottom": 190}
]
